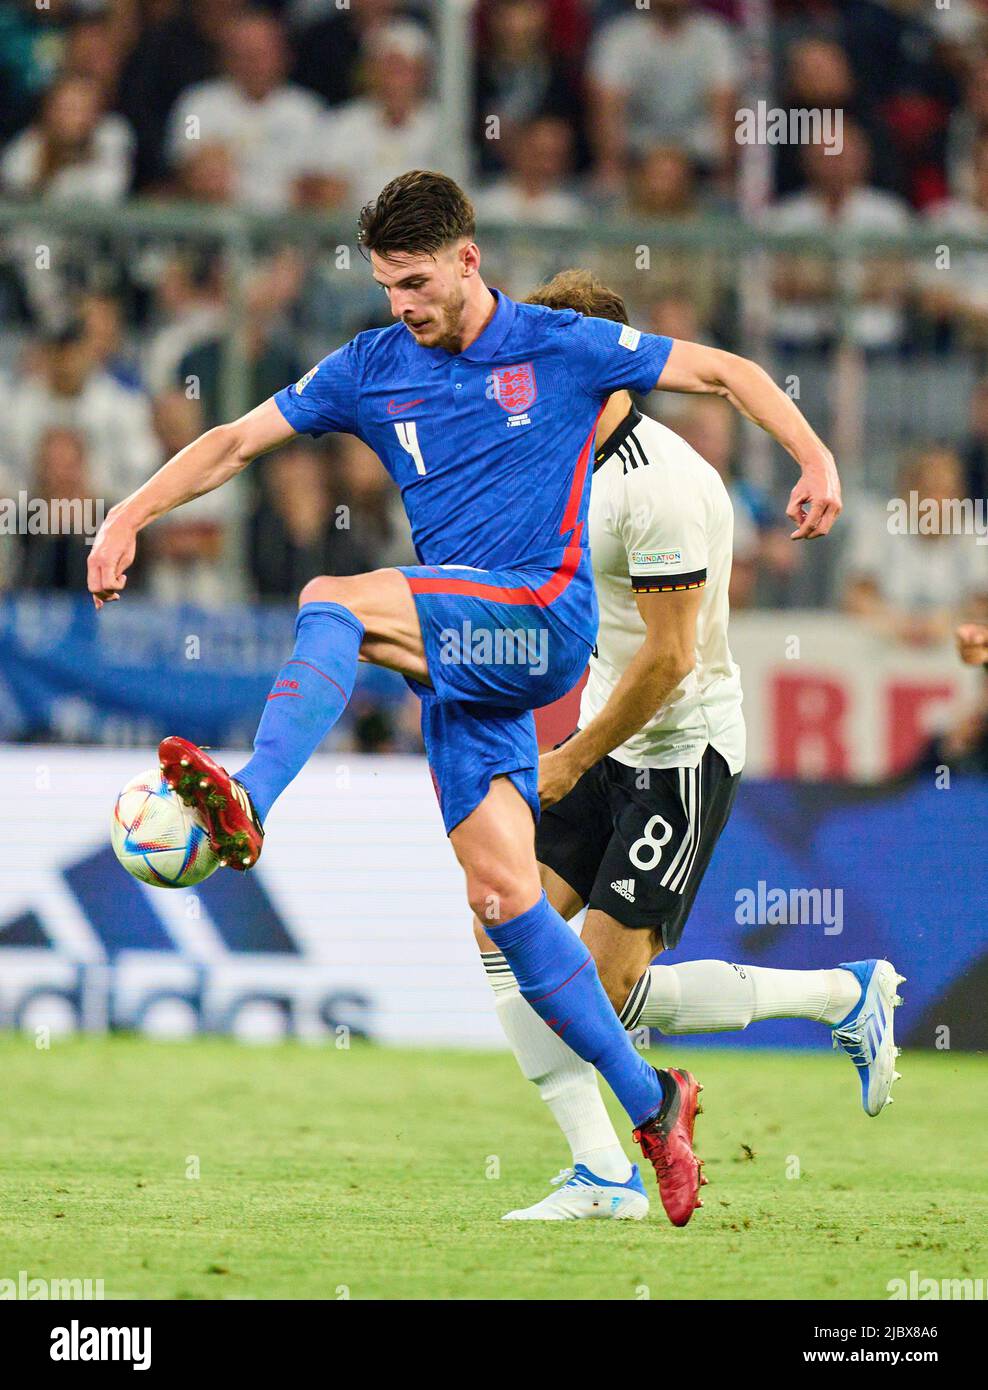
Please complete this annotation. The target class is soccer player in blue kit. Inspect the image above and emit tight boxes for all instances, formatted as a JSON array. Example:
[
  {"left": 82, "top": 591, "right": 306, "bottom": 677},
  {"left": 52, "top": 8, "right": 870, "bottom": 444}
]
[{"left": 88, "top": 171, "right": 841, "bottom": 1227}]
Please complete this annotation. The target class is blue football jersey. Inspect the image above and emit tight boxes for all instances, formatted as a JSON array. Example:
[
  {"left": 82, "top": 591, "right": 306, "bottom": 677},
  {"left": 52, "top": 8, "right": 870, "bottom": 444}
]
[{"left": 273, "top": 289, "right": 672, "bottom": 642}]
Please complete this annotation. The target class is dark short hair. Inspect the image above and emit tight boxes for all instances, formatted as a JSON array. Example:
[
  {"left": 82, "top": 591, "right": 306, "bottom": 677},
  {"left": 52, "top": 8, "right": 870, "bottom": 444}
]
[
  {"left": 357, "top": 170, "right": 476, "bottom": 258},
  {"left": 524, "top": 269, "right": 629, "bottom": 326}
]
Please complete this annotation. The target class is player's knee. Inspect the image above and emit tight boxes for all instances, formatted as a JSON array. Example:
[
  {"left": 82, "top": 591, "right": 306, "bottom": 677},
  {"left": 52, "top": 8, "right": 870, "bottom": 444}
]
[
  {"left": 298, "top": 575, "right": 381, "bottom": 636},
  {"left": 298, "top": 569, "right": 404, "bottom": 637},
  {"left": 466, "top": 879, "right": 512, "bottom": 927},
  {"left": 465, "top": 867, "right": 536, "bottom": 927},
  {"left": 298, "top": 574, "right": 351, "bottom": 610}
]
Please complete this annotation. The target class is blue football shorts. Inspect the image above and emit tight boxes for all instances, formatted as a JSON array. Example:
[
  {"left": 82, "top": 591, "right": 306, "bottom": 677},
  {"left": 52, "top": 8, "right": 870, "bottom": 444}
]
[{"left": 398, "top": 562, "right": 591, "bottom": 833}]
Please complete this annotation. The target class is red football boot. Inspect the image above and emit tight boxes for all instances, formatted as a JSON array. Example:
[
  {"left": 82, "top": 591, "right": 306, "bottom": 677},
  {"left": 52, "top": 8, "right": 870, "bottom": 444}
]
[
  {"left": 633, "top": 1067, "right": 707, "bottom": 1228},
  {"left": 158, "top": 736, "right": 264, "bottom": 870}
]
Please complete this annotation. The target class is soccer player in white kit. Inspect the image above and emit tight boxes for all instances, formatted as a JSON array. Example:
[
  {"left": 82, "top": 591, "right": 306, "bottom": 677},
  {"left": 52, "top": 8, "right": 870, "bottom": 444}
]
[{"left": 474, "top": 271, "right": 904, "bottom": 1221}]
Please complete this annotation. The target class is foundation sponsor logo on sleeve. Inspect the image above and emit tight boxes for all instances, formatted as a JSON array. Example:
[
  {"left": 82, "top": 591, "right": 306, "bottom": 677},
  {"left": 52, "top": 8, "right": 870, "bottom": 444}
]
[{"left": 632, "top": 549, "right": 682, "bottom": 566}]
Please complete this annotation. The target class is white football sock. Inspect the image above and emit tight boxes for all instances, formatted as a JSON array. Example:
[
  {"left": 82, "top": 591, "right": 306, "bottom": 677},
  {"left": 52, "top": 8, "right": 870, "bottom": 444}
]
[
  {"left": 481, "top": 951, "right": 633, "bottom": 1183},
  {"left": 636, "top": 960, "right": 862, "bottom": 1033}
]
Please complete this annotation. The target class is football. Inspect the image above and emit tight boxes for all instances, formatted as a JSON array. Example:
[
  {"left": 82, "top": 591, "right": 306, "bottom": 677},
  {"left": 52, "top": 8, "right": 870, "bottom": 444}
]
[{"left": 111, "top": 767, "right": 220, "bottom": 888}]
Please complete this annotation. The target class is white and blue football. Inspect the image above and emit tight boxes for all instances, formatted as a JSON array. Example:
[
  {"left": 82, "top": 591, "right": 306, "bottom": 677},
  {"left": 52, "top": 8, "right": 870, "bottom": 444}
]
[{"left": 111, "top": 767, "right": 220, "bottom": 888}]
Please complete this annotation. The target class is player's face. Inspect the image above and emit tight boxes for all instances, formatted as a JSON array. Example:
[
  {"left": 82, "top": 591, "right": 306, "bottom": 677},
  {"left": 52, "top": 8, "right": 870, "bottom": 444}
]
[{"left": 370, "top": 247, "right": 469, "bottom": 353}]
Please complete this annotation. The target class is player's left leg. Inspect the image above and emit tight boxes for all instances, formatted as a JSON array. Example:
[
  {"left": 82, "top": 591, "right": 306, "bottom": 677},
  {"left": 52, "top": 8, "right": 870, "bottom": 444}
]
[
  {"left": 584, "top": 750, "right": 903, "bottom": 1115},
  {"left": 576, "top": 925, "right": 904, "bottom": 1118},
  {"left": 160, "top": 568, "right": 429, "bottom": 865},
  {"left": 235, "top": 570, "right": 429, "bottom": 818}
]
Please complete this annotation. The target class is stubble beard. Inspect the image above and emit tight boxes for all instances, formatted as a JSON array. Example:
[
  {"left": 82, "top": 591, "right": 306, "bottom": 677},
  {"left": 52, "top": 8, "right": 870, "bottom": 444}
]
[{"left": 423, "top": 286, "right": 468, "bottom": 355}]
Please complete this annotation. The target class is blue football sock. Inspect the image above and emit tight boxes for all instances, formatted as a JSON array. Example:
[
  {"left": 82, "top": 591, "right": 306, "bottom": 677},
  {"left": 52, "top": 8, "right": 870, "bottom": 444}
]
[
  {"left": 486, "top": 892, "right": 663, "bottom": 1127},
  {"left": 235, "top": 601, "right": 364, "bottom": 821}
]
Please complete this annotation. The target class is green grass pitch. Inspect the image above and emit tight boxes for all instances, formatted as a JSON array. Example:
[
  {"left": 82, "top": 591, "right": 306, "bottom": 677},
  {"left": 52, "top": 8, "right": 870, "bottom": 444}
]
[{"left": 1, "top": 1035, "right": 985, "bottom": 1301}]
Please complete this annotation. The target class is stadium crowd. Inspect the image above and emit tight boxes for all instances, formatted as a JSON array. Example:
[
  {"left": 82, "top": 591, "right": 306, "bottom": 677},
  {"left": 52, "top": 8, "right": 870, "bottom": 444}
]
[{"left": 0, "top": 0, "right": 986, "bottom": 642}]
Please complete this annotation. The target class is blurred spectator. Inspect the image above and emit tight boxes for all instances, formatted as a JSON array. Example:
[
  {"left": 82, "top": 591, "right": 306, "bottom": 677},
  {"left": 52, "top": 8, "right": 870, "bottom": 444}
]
[
  {"left": 935, "top": 685, "right": 988, "bottom": 777},
  {"left": 773, "top": 3, "right": 957, "bottom": 206},
  {"left": 843, "top": 445, "right": 988, "bottom": 645},
  {"left": 0, "top": 0, "right": 74, "bottom": 140},
  {"left": 878, "top": 72, "right": 954, "bottom": 213},
  {"left": 62, "top": 12, "right": 131, "bottom": 114},
  {"left": 290, "top": 0, "right": 400, "bottom": 109},
  {"left": 335, "top": 434, "right": 416, "bottom": 569},
  {"left": 474, "top": 0, "right": 584, "bottom": 176},
  {"left": 587, "top": 0, "right": 739, "bottom": 192},
  {"left": 4, "top": 320, "right": 161, "bottom": 503},
  {"left": 956, "top": 621, "right": 988, "bottom": 667},
  {"left": 79, "top": 291, "right": 142, "bottom": 392},
  {"left": 0, "top": 74, "right": 134, "bottom": 201},
  {"left": 904, "top": 560, "right": 988, "bottom": 785},
  {"left": 144, "top": 248, "right": 226, "bottom": 398},
  {"left": 676, "top": 396, "right": 797, "bottom": 610},
  {"left": 176, "top": 246, "right": 305, "bottom": 426},
  {"left": 165, "top": 10, "right": 324, "bottom": 210},
  {"left": 773, "top": 38, "right": 900, "bottom": 201},
  {"left": 960, "top": 378, "right": 988, "bottom": 502},
  {"left": 143, "top": 389, "right": 228, "bottom": 606},
  {"left": 611, "top": 147, "right": 727, "bottom": 337},
  {"left": 772, "top": 0, "right": 954, "bottom": 109},
  {"left": 311, "top": 20, "right": 439, "bottom": 213},
  {"left": 475, "top": 116, "right": 582, "bottom": 225},
  {"left": 624, "top": 144, "right": 705, "bottom": 221},
  {"left": 635, "top": 293, "right": 718, "bottom": 427},
  {"left": 16, "top": 426, "right": 96, "bottom": 592},
  {"left": 920, "top": 134, "right": 988, "bottom": 347},
  {"left": 945, "top": 53, "right": 988, "bottom": 202},
  {"left": 249, "top": 441, "right": 374, "bottom": 598},
  {"left": 769, "top": 121, "right": 912, "bottom": 353},
  {"left": 645, "top": 292, "right": 704, "bottom": 344},
  {"left": 929, "top": 0, "right": 988, "bottom": 66},
  {"left": 173, "top": 140, "right": 236, "bottom": 204},
  {"left": 118, "top": 0, "right": 243, "bottom": 191}
]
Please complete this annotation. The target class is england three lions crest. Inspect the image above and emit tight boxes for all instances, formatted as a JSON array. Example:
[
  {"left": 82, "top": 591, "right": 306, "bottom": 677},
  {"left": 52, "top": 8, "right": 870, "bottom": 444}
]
[{"left": 491, "top": 362, "right": 537, "bottom": 414}]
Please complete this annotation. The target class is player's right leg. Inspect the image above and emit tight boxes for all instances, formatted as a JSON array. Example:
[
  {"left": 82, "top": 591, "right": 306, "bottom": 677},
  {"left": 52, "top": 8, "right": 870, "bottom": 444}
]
[
  {"left": 466, "top": 761, "right": 705, "bottom": 1228},
  {"left": 474, "top": 766, "right": 646, "bottom": 1219},
  {"left": 476, "top": 909, "right": 650, "bottom": 1222},
  {"left": 450, "top": 771, "right": 703, "bottom": 1226},
  {"left": 450, "top": 776, "right": 666, "bottom": 1133},
  {"left": 160, "top": 568, "right": 429, "bottom": 866}
]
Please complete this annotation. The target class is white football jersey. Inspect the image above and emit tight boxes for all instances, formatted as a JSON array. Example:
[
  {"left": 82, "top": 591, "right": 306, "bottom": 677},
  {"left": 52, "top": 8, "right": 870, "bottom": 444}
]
[{"left": 581, "top": 404, "right": 745, "bottom": 773}]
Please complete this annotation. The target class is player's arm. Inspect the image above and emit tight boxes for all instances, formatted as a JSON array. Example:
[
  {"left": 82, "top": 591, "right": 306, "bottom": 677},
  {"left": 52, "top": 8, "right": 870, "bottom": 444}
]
[
  {"left": 87, "top": 398, "right": 296, "bottom": 608},
  {"left": 656, "top": 339, "right": 841, "bottom": 540},
  {"left": 539, "top": 586, "right": 702, "bottom": 809}
]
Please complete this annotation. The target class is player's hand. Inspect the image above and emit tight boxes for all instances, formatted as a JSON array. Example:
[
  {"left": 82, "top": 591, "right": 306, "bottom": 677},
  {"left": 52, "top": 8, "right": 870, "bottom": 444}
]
[
  {"left": 956, "top": 623, "right": 988, "bottom": 666},
  {"left": 538, "top": 747, "right": 581, "bottom": 810},
  {"left": 787, "top": 452, "right": 842, "bottom": 539},
  {"left": 87, "top": 510, "right": 137, "bottom": 609}
]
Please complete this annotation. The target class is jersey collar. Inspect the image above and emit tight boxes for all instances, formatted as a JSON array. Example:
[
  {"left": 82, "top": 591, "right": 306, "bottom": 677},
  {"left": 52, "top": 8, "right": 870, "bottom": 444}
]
[
  {"left": 593, "top": 402, "right": 642, "bottom": 472},
  {"left": 418, "top": 287, "right": 516, "bottom": 368}
]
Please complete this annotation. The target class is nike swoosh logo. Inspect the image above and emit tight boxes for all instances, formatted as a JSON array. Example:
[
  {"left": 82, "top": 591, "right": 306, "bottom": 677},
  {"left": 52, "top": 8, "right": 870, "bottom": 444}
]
[{"left": 387, "top": 397, "right": 425, "bottom": 414}]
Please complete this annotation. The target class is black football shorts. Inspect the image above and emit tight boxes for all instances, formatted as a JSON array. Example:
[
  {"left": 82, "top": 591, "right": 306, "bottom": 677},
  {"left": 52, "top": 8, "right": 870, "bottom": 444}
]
[{"left": 536, "top": 744, "right": 740, "bottom": 947}]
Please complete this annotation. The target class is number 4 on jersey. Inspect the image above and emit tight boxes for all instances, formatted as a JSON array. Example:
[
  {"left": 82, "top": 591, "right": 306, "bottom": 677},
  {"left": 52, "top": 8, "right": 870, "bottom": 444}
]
[{"left": 394, "top": 421, "right": 427, "bottom": 475}]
